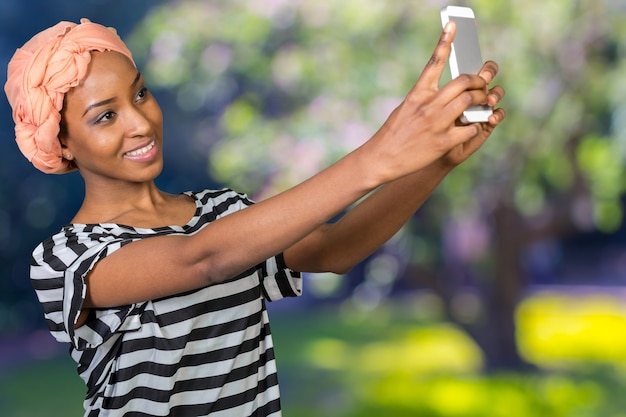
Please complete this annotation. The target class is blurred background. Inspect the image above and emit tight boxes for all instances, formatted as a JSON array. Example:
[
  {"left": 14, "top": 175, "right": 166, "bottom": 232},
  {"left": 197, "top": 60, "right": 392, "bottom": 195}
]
[{"left": 2, "top": 0, "right": 626, "bottom": 416}]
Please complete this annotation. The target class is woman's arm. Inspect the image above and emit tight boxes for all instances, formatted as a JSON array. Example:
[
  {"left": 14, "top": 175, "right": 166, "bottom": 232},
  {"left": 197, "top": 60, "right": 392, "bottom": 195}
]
[
  {"left": 283, "top": 163, "right": 451, "bottom": 274},
  {"left": 283, "top": 62, "right": 506, "bottom": 274},
  {"left": 81, "top": 22, "right": 500, "bottom": 309}
]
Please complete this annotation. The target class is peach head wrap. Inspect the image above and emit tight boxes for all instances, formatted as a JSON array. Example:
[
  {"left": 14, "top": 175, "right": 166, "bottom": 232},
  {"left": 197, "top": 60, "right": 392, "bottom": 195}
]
[{"left": 4, "top": 18, "right": 135, "bottom": 174}]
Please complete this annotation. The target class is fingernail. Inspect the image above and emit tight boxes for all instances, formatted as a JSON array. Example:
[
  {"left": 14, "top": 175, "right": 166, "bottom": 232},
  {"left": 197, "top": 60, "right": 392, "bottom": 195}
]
[{"left": 444, "top": 22, "right": 453, "bottom": 33}]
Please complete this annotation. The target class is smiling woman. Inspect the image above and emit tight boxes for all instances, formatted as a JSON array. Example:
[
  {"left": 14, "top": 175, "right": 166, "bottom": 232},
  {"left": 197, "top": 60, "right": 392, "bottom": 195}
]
[
  {"left": 4, "top": 16, "right": 505, "bottom": 417},
  {"left": 59, "top": 51, "right": 164, "bottom": 190}
]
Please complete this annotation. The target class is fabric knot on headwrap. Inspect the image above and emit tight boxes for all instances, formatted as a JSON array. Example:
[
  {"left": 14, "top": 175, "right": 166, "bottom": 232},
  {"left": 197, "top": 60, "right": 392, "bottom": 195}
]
[{"left": 4, "top": 18, "right": 135, "bottom": 174}]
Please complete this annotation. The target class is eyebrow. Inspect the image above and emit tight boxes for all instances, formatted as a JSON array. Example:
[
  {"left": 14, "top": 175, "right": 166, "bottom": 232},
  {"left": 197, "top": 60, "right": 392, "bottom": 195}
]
[{"left": 81, "top": 72, "right": 143, "bottom": 118}]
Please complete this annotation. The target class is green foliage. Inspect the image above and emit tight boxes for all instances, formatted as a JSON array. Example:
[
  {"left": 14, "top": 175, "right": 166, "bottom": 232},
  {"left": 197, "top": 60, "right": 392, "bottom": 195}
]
[
  {"left": 130, "top": 0, "right": 626, "bottom": 232},
  {"left": 128, "top": 0, "right": 443, "bottom": 198},
  {"left": 576, "top": 135, "right": 626, "bottom": 231}
]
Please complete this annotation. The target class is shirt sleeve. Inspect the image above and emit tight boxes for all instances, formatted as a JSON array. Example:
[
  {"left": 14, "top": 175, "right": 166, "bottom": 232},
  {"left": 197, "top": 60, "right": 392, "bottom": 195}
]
[
  {"left": 258, "top": 253, "right": 303, "bottom": 301},
  {"left": 30, "top": 227, "right": 143, "bottom": 350}
]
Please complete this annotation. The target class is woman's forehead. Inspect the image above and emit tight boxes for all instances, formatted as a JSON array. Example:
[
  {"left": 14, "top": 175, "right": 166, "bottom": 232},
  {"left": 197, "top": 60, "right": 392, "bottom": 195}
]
[
  {"left": 65, "top": 51, "right": 139, "bottom": 106},
  {"left": 83, "top": 51, "right": 137, "bottom": 87}
]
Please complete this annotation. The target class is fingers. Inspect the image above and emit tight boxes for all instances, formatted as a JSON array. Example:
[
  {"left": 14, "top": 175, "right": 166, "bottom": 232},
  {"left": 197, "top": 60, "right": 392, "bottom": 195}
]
[
  {"left": 440, "top": 60, "right": 501, "bottom": 105},
  {"left": 453, "top": 107, "right": 505, "bottom": 156},
  {"left": 487, "top": 85, "right": 505, "bottom": 107},
  {"left": 441, "top": 79, "right": 505, "bottom": 124},
  {"left": 441, "top": 79, "right": 490, "bottom": 117},
  {"left": 478, "top": 61, "right": 499, "bottom": 84},
  {"left": 448, "top": 123, "right": 482, "bottom": 149},
  {"left": 438, "top": 73, "right": 488, "bottom": 103},
  {"left": 488, "top": 107, "right": 506, "bottom": 125},
  {"left": 413, "top": 21, "right": 456, "bottom": 90}
]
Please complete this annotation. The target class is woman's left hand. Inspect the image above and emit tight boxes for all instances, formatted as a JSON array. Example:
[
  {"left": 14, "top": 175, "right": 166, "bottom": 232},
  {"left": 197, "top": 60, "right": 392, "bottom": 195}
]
[{"left": 438, "top": 60, "right": 506, "bottom": 169}]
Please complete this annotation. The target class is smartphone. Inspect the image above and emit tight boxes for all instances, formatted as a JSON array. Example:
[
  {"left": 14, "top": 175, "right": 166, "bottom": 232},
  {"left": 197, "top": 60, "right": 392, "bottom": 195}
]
[{"left": 440, "top": 6, "right": 492, "bottom": 124}]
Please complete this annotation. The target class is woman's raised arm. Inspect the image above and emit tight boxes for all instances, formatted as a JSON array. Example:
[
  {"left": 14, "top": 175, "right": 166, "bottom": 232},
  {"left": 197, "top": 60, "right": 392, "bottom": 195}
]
[{"left": 81, "top": 21, "right": 502, "bottom": 310}]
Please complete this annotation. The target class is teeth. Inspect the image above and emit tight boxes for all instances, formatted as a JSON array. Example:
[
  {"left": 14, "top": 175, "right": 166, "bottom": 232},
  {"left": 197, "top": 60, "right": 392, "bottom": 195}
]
[{"left": 126, "top": 141, "right": 154, "bottom": 156}]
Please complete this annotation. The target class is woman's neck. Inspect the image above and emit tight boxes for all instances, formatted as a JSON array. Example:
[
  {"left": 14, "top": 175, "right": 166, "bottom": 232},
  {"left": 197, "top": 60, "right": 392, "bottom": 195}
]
[{"left": 71, "top": 180, "right": 194, "bottom": 228}]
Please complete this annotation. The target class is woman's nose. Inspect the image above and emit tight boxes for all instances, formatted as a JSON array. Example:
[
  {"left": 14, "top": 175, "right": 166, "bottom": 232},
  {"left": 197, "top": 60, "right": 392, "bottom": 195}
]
[{"left": 125, "top": 106, "right": 153, "bottom": 137}]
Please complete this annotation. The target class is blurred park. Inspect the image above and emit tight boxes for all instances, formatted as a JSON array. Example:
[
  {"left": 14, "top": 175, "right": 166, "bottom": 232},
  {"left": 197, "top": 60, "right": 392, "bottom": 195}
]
[{"left": 2, "top": 0, "right": 626, "bottom": 415}]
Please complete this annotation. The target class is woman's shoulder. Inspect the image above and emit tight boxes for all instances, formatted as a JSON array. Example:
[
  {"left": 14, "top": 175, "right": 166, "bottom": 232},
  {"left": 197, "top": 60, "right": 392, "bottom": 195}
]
[
  {"left": 31, "top": 223, "right": 127, "bottom": 266},
  {"left": 186, "top": 187, "right": 255, "bottom": 216},
  {"left": 185, "top": 187, "right": 251, "bottom": 204}
]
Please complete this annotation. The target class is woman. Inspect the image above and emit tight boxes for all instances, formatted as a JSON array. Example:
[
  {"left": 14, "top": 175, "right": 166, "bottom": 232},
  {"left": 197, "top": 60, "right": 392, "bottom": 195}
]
[{"left": 5, "top": 18, "right": 504, "bottom": 417}]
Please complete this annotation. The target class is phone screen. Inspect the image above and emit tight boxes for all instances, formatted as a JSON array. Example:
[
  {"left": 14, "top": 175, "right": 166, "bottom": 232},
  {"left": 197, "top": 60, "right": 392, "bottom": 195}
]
[{"left": 449, "top": 16, "right": 483, "bottom": 75}]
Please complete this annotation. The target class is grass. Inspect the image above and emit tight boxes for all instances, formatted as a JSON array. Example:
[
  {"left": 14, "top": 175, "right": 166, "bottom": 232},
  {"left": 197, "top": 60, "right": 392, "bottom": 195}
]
[
  {"left": 3, "top": 293, "right": 626, "bottom": 417},
  {"left": 0, "top": 354, "right": 84, "bottom": 417},
  {"left": 270, "top": 300, "right": 626, "bottom": 417}
]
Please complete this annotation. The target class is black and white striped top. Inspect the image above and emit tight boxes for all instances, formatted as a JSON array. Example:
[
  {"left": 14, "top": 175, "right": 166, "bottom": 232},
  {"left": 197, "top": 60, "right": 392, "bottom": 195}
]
[{"left": 30, "top": 189, "right": 302, "bottom": 417}]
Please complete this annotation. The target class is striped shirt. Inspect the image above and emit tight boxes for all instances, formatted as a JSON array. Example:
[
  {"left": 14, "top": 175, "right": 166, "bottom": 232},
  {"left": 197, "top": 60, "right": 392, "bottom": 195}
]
[{"left": 30, "top": 189, "right": 302, "bottom": 417}]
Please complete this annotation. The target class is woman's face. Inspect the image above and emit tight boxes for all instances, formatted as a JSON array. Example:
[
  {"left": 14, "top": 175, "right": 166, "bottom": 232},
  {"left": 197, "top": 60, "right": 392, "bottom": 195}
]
[{"left": 60, "top": 51, "right": 164, "bottom": 186}]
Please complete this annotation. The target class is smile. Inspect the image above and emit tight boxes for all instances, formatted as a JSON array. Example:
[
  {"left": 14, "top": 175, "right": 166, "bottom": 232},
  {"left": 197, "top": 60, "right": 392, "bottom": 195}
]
[{"left": 125, "top": 140, "right": 155, "bottom": 157}]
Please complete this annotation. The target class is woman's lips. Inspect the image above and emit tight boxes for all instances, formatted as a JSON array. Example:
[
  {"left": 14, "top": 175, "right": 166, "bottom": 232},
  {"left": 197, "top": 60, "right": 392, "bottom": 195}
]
[{"left": 124, "top": 140, "right": 157, "bottom": 161}]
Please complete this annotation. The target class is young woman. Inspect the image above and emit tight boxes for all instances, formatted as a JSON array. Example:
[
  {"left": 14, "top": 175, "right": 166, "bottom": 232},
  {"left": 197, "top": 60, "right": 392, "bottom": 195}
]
[{"left": 5, "top": 18, "right": 504, "bottom": 417}]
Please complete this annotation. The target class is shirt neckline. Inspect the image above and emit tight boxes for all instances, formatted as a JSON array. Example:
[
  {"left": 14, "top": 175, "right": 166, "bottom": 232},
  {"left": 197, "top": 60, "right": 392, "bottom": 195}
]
[{"left": 62, "top": 191, "right": 202, "bottom": 231}]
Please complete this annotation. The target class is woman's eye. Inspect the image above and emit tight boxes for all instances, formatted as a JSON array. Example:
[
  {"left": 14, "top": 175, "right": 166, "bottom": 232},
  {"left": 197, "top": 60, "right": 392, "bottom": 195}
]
[
  {"left": 136, "top": 87, "right": 148, "bottom": 101},
  {"left": 96, "top": 111, "right": 114, "bottom": 124}
]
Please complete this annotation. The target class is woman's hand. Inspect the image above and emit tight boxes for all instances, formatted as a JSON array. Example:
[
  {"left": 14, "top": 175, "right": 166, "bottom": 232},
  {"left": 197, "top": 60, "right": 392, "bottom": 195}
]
[
  {"left": 437, "top": 60, "right": 506, "bottom": 169},
  {"left": 363, "top": 21, "right": 505, "bottom": 184}
]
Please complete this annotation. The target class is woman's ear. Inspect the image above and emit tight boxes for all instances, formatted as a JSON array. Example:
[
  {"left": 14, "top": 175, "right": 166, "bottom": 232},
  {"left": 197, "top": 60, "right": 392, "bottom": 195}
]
[
  {"left": 58, "top": 114, "right": 73, "bottom": 161},
  {"left": 60, "top": 141, "right": 77, "bottom": 170},
  {"left": 59, "top": 135, "right": 73, "bottom": 161},
  {"left": 60, "top": 143, "right": 75, "bottom": 165}
]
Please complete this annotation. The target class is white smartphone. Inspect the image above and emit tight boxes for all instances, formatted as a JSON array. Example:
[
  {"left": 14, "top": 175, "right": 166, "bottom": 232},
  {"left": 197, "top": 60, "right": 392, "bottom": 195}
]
[{"left": 440, "top": 5, "right": 492, "bottom": 124}]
